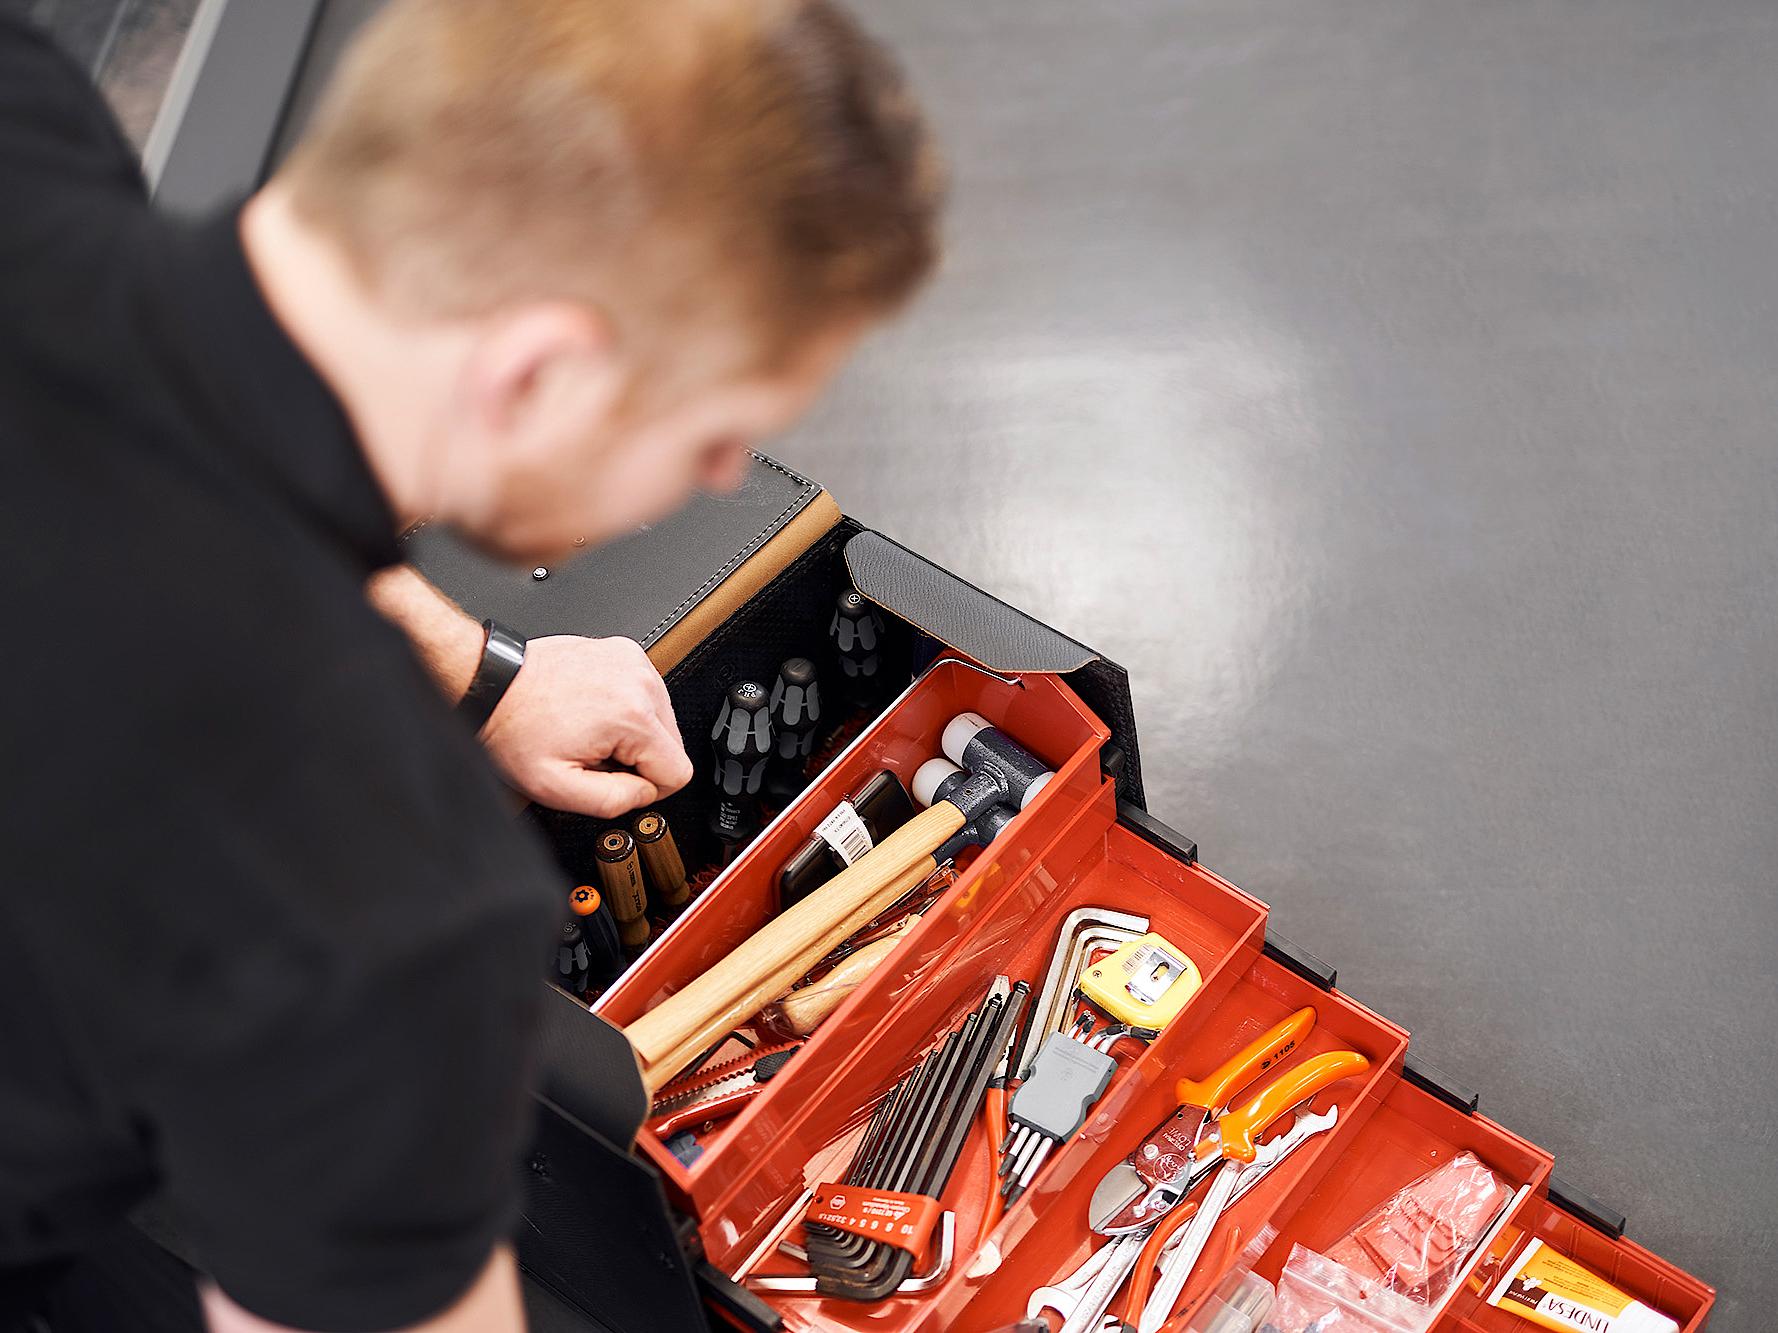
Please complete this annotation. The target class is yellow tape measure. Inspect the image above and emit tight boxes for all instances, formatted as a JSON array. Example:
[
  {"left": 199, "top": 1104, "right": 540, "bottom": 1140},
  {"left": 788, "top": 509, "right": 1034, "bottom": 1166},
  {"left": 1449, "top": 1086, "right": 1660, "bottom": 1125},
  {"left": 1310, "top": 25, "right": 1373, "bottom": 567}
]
[{"left": 1080, "top": 932, "right": 1203, "bottom": 1030}]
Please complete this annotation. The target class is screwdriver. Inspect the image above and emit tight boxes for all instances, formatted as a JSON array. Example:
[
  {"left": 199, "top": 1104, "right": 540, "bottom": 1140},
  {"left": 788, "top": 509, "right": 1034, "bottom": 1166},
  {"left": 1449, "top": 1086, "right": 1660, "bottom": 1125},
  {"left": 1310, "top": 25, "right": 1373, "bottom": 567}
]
[
  {"left": 765, "top": 657, "right": 822, "bottom": 802},
  {"left": 830, "top": 589, "right": 884, "bottom": 699},
  {"left": 709, "top": 679, "right": 773, "bottom": 854},
  {"left": 596, "top": 829, "right": 652, "bottom": 958},
  {"left": 555, "top": 918, "right": 591, "bottom": 997},
  {"left": 633, "top": 810, "right": 691, "bottom": 915},
  {"left": 569, "top": 884, "right": 625, "bottom": 985}
]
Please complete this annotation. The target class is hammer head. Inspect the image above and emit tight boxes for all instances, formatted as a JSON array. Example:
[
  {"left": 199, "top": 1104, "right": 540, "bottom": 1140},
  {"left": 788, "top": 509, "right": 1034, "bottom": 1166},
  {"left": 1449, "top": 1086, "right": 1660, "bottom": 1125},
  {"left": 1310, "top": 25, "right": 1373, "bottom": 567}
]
[
  {"left": 939, "top": 713, "right": 1054, "bottom": 815},
  {"left": 911, "top": 757, "right": 1021, "bottom": 861}
]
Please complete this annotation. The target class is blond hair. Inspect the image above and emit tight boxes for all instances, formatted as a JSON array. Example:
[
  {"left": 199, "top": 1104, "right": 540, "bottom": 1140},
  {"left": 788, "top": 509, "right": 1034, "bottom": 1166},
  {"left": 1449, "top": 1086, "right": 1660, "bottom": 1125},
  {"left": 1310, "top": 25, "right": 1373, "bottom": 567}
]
[{"left": 280, "top": 0, "right": 941, "bottom": 369}]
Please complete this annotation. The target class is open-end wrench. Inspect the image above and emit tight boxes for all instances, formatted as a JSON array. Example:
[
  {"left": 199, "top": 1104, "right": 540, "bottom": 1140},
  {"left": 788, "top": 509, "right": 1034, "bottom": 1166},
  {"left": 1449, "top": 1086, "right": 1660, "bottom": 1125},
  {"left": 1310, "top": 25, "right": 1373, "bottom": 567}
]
[
  {"left": 1136, "top": 1054, "right": 1368, "bottom": 1333},
  {"left": 1048, "top": 1078, "right": 1354, "bottom": 1333},
  {"left": 1027, "top": 1238, "right": 1120, "bottom": 1322},
  {"left": 1028, "top": 1226, "right": 1194, "bottom": 1327}
]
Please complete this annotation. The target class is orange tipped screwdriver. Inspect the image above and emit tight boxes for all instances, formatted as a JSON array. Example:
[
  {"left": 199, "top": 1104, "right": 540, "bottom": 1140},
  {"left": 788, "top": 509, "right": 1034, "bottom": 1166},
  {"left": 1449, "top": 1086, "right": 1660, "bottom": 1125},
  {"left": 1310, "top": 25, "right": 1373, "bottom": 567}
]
[{"left": 569, "top": 884, "right": 624, "bottom": 986}]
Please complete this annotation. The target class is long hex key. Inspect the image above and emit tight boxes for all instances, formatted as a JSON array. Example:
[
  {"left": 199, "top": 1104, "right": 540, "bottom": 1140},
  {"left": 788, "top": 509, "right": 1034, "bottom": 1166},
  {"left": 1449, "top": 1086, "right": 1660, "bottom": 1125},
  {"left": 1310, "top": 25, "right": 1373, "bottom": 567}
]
[
  {"left": 844, "top": 1005, "right": 987, "bottom": 1264},
  {"left": 805, "top": 1067, "right": 913, "bottom": 1226},
  {"left": 804, "top": 1041, "right": 941, "bottom": 1265},
  {"left": 806, "top": 1033, "right": 956, "bottom": 1272},
  {"left": 841, "top": 996, "right": 1001, "bottom": 1290},
  {"left": 850, "top": 987, "right": 1019, "bottom": 1299},
  {"left": 812, "top": 1005, "right": 986, "bottom": 1285},
  {"left": 810, "top": 1017, "right": 976, "bottom": 1275},
  {"left": 834, "top": 986, "right": 1022, "bottom": 1301}
]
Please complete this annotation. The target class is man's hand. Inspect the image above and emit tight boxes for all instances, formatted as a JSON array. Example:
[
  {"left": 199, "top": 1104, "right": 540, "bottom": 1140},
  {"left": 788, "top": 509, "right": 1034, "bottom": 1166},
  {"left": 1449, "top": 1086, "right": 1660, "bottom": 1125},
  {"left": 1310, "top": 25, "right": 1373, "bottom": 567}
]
[
  {"left": 368, "top": 566, "right": 693, "bottom": 817},
  {"left": 481, "top": 633, "right": 694, "bottom": 817}
]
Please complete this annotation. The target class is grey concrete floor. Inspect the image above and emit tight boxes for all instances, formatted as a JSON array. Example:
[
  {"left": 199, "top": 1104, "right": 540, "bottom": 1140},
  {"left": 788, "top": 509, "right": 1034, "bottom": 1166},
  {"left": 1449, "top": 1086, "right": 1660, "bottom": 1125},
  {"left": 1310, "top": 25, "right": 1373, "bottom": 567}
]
[{"left": 773, "top": 1, "right": 1777, "bottom": 1328}]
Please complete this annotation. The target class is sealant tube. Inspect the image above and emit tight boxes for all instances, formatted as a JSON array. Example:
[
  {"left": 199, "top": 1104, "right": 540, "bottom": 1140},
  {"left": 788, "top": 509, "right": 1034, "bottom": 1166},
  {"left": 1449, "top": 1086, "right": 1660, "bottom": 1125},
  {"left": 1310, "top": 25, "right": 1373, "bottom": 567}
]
[{"left": 1484, "top": 1238, "right": 1678, "bottom": 1333}]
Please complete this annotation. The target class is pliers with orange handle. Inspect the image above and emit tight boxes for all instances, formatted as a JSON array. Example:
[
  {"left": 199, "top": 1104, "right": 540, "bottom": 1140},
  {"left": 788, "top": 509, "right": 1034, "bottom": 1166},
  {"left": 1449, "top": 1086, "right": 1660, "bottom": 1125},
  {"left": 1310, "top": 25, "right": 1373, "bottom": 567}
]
[
  {"left": 975, "top": 1012, "right": 1020, "bottom": 1249},
  {"left": 1091, "top": 1006, "right": 1319, "bottom": 1235},
  {"left": 1130, "top": 1050, "right": 1370, "bottom": 1333},
  {"left": 1044, "top": 1052, "right": 1361, "bottom": 1333}
]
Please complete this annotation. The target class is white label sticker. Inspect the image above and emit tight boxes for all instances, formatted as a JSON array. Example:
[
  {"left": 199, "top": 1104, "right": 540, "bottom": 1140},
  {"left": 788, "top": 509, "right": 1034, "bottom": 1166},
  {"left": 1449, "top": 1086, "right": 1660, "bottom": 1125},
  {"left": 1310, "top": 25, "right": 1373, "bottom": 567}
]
[{"left": 814, "top": 800, "right": 874, "bottom": 866}]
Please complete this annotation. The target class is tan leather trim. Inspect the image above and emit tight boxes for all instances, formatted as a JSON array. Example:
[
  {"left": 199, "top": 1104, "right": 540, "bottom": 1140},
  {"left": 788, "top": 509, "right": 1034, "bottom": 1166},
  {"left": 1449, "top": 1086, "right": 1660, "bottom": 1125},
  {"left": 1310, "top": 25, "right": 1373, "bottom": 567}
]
[{"left": 645, "top": 489, "right": 842, "bottom": 673}]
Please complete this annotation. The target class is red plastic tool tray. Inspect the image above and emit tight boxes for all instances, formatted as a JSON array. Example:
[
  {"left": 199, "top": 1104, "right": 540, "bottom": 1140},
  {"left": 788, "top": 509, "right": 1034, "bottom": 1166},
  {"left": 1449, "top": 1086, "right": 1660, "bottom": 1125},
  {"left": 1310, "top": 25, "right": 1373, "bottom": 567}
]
[{"left": 599, "top": 663, "right": 1716, "bottom": 1333}]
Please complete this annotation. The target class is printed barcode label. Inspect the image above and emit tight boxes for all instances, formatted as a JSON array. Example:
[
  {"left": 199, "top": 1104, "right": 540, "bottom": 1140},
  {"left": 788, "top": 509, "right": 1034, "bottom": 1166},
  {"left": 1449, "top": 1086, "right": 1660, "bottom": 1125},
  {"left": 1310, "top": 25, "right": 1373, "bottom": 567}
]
[{"left": 814, "top": 800, "right": 874, "bottom": 866}]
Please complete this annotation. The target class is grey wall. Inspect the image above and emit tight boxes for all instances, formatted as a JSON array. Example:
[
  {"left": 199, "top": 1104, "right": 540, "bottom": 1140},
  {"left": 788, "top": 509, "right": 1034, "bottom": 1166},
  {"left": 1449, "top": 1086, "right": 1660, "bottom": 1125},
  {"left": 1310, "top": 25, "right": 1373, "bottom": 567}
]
[{"left": 771, "top": 2, "right": 1777, "bottom": 1327}]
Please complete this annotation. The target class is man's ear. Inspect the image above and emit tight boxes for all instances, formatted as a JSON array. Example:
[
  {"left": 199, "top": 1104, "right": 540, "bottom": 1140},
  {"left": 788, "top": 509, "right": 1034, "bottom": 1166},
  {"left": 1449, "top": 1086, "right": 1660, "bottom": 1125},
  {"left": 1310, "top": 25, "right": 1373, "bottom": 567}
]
[{"left": 466, "top": 302, "right": 621, "bottom": 440}]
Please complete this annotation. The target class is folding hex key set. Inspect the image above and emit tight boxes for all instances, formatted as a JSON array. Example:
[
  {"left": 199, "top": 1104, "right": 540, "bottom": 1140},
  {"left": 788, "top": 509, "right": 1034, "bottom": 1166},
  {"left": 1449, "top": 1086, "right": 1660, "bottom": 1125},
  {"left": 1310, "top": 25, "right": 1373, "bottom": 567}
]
[
  {"left": 582, "top": 657, "right": 1715, "bottom": 1333},
  {"left": 422, "top": 481, "right": 1712, "bottom": 1333}
]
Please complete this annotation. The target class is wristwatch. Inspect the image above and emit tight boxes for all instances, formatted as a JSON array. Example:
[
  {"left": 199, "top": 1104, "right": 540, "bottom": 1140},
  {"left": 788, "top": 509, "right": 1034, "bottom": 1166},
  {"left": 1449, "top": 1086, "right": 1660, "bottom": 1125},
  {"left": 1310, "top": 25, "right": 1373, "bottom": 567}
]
[{"left": 458, "top": 619, "right": 526, "bottom": 731}]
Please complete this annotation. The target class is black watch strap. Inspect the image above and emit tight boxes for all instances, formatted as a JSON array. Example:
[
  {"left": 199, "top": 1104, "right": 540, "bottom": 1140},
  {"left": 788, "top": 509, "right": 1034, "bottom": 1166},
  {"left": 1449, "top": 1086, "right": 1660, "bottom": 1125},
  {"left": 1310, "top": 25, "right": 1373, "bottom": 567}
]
[{"left": 458, "top": 620, "right": 526, "bottom": 731}]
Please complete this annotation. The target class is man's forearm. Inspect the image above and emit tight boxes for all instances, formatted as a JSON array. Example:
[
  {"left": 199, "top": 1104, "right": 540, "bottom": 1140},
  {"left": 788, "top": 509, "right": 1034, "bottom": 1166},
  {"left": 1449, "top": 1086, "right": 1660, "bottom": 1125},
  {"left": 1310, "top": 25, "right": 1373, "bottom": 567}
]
[{"left": 367, "top": 565, "right": 484, "bottom": 702}]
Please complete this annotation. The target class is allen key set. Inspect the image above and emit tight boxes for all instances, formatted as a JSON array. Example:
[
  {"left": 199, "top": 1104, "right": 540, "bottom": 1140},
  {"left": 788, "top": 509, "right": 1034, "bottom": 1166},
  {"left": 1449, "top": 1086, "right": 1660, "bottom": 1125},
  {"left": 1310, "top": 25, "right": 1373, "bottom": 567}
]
[{"left": 745, "top": 976, "right": 1030, "bottom": 1301}]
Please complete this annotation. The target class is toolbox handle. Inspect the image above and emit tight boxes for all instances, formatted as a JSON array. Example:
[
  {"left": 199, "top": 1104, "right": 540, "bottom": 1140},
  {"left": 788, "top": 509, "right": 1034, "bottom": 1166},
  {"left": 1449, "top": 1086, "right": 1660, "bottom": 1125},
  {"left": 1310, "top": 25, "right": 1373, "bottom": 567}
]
[
  {"left": 1549, "top": 1174, "right": 1629, "bottom": 1239},
  {"left": 1402, "top": 1051, "right": 1480, "bottom": 1114},
  {"left": 1261, "top": 931, "right": 1337, "bottom": 992}
]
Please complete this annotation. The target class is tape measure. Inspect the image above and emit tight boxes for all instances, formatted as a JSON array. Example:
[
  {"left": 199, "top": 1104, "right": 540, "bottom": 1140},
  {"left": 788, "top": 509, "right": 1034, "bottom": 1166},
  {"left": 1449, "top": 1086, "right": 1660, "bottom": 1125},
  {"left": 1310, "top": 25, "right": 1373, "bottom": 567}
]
[{"left": 1079, "top": 933, "right": 1202, "bottom": 1030}]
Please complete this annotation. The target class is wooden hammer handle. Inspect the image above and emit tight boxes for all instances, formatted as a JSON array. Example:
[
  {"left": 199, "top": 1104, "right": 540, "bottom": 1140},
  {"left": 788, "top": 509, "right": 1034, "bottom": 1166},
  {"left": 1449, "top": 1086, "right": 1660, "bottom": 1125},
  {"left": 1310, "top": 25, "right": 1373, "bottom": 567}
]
[
  {"left": 623, "top": 801, "right": 965, "bottom": 1067},
  {"left": 776, "top": 916, "right": 920, "bottom": 1036},
  {"left": 640, "top": 858, "right": 934, "bottom": 1094}
]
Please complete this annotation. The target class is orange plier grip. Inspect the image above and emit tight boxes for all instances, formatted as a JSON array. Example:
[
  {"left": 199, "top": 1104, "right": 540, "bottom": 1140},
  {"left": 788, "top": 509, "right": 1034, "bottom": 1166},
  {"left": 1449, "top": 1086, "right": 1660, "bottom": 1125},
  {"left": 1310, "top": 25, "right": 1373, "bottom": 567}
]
[
  {"left": 1174, "top": 1006, "right": 1316, "bottom": 1115},
  {"left": 1120, "top": 1199, "right": 1200, "bottom": 1326},
  {"left": 975, "top": 1083, "right": 1009, "bottom": 1249}
]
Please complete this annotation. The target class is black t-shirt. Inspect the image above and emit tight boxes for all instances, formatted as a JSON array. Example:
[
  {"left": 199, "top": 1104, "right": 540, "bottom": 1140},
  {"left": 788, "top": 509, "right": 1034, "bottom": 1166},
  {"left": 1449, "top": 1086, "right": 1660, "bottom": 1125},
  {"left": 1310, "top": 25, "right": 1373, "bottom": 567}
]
[{"left": 0, "top": 18, "right": 564, "bottom": 1330}]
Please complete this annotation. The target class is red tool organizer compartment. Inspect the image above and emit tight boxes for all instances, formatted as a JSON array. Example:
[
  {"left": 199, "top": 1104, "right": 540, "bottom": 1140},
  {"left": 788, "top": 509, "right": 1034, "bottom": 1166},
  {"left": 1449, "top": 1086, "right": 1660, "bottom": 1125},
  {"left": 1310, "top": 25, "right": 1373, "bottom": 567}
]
[
  {"left": 586, "top": 660, "right": 1714, "bottom": 1333},
  {"left": 715, "top": 792, "right": 1272, "bottom": 1331},
  {"left": 1245, "top": 1078, "right": 1551, "bottom": 1322},
  {"left": 938, "top": 950, "right": 1410, "bottom": 1333},
  {"left": 1433, "top": 1197, "right": 1715, "bottom": 1333},
  {"left": 1251, "top": 1077, "right": 1549, "bottom": 1263},
  {"left": 595, "top": 660, "right": 1111, "bottom": 1214}
]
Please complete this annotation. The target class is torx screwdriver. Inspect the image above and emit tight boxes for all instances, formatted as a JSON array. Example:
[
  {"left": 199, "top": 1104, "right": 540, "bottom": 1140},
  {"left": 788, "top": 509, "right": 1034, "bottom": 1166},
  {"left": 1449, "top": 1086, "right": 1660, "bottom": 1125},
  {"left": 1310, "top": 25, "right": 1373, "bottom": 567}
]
[{"left": 569, "top": 884, "right": 625, "bottom": 985}]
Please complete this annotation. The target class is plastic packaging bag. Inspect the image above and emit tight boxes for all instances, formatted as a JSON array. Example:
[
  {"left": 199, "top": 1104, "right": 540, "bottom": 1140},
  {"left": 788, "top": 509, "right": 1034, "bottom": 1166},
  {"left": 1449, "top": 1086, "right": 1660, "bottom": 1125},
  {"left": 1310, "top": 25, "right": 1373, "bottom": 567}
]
[
  {"left": 1323, "top": 1151, "right": 1512, "bottom": 1311},
  {"left": 1187, "top": 1265, "right": 1277, "bottom": 1331},
  {"left": 1267, "top": 1244, "right": 1427, "bottom": 1333}
]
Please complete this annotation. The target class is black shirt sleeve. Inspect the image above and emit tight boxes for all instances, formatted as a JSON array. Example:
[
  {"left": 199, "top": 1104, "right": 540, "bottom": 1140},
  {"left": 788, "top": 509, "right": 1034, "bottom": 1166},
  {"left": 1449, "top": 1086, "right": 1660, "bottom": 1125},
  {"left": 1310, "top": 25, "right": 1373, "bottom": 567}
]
[
  {"left": 0, "top": 18, "right": 565, "bottom": 1326},
  {"left": 0, "top": 15, "right": 150, "bottom": 359}
]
